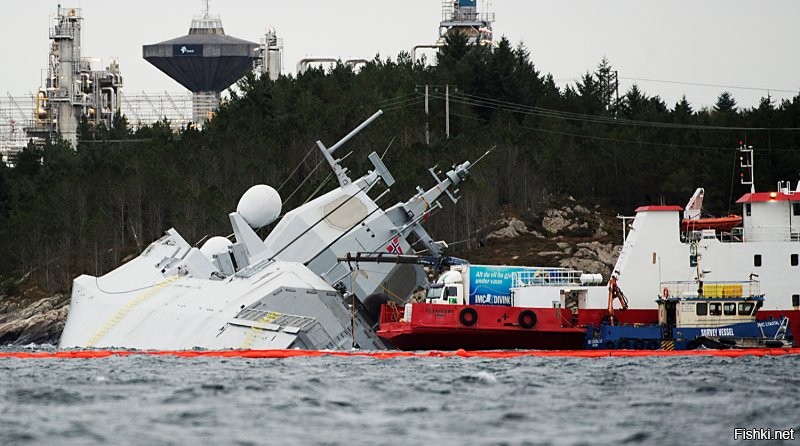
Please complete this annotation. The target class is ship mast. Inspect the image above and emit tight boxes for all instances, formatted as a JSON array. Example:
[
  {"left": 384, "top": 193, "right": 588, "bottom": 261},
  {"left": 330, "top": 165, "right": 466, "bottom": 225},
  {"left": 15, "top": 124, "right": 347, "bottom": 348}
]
[{"left": 739, "top": 142, "right": 755, "bottom": 194}]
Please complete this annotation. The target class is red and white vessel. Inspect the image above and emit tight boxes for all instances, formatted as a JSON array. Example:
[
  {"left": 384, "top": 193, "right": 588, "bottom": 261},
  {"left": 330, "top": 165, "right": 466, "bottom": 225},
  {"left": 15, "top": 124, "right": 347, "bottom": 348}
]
[{"left": 378, "top": 146, "right": 800, "bottom": 349}]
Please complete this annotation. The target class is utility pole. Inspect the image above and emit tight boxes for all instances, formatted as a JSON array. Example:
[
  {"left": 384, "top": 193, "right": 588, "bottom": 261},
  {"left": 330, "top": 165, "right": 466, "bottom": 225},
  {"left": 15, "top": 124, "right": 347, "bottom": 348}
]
[
  {"left": 445, "top": 83, "right": 450, "bottom": 139},
  {"left": 425, "top": 84, "right": 430, "bottom": 146},
  {"left": 614, "top": 70, "right": 619, "bottom": 116}
]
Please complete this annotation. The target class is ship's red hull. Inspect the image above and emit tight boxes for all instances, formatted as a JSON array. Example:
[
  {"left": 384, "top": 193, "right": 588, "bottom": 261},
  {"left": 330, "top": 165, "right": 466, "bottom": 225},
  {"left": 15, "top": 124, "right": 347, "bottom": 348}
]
[
  {"left": 378, "top": 304, "right": 586, "bottom": 350},
  {"left": 378, "top": 304, "right": 799, "bottom": 351}
]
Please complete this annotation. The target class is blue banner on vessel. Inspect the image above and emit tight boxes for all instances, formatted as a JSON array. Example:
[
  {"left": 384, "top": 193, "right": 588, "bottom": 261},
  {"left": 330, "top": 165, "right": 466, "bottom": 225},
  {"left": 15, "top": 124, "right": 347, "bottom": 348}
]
[
  {"left": 173, "top": 44, "right": 202, "bottom": 56},
  {"left": 468, "top": 266, "right": 535, "bottom": 306}
]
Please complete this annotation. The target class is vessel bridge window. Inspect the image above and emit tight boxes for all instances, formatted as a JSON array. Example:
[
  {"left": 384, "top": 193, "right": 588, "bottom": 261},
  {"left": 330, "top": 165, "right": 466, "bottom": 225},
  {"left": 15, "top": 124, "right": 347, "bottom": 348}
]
[
  {"left": 793, "top": 294, "right": 800, "bottom": 307},
  {"left": 426, "top": 285, "right": 443, "bottom": 301},
  {"left": 745, "top": 203, "right": 751, "bottom": 216},
  {"left": 754, "top": 254, "right": 762, "bottom": 267},
  {"left": 709, "top": 302, "right": 722, "bottom": 316},
  {"left": 696, "top": 302, "right": 708, "bottom": 316},
  {"left": 793, "top": 203, "right": 800, "bottom": 216},
  {"left": 792, "top": 254, "right": 798, "bottom": 267},
  {"left": 723, "top": 302, "right": 736, "bottom": 316},
  {"left": 738, "top": 302, "right": 755, "bottom": 315}
]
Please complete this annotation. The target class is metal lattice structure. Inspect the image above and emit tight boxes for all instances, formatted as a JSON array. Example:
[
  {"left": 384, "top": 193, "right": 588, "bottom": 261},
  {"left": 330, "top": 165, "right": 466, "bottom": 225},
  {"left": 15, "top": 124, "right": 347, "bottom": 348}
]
[
  {"left": 120, "top": 91, "right": 195, "bottom": 130},
  {"left": 0, "top": 93, "right": 36, "bottom": 165},
  {"left": 1, "top": 91, "right": 196, "bottom": 165}
]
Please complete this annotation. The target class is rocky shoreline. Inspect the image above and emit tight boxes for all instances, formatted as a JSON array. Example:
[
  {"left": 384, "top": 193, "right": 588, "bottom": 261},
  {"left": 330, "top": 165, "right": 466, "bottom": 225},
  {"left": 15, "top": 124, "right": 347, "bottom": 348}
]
[{"left": 0, "top": 293, "right": 69, "bottom": 346}]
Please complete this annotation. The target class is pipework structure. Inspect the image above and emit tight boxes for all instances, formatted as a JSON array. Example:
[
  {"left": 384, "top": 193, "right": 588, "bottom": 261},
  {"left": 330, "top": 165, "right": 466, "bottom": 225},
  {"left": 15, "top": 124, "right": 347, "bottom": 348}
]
[
  {"left": 254, "top": 27, "right": 283, "bottom": 81},
  {"left": 26, "top": 6, "right": 124, "bottom": 148},
  {"left": 438, "top": 0, "right": 494, "bottom": 46}
]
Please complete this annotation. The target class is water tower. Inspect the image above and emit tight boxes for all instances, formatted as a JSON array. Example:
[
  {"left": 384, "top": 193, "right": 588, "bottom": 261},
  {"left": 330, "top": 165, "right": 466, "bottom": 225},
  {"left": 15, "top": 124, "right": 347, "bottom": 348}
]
[{"left": 142, "top": 1, "right": 258, "bottom": 124}]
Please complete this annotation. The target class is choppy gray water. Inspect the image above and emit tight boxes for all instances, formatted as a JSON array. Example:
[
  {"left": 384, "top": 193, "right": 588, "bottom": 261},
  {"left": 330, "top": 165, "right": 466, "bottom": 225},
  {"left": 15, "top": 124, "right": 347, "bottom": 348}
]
[{"left": 1, "top": 349, "right": 799, "bottom": 445}]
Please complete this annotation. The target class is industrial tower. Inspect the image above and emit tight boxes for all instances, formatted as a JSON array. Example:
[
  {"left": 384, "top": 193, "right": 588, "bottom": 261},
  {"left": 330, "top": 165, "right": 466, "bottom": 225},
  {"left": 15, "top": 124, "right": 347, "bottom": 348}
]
[
  {"left": 438, "top": 0, "right": 495, "bottom": 46},
  {"left": 142, "top": 1, "right": 259, "bottom": 124},
  {"left": 26, "top": 6, "right": 124, "bottom": 147},
  {"left": 256, "top": 28, "right": 283, "bottom": 82}
]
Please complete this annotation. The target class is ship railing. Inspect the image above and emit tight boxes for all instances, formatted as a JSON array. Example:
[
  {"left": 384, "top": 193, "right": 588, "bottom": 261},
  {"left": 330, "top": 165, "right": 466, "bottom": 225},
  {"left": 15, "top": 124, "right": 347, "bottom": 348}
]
[
  {"left": 660, "top": 280, "right": 761, "bottom": 299},
  {"left": 512, "top": 269, "right": 594, "bottom": 288},
  {"left": 741, "top": 226, "right": 800, "bottom": 242},
  {"left": 687, "top": 226, "right": 800, "bottom": 243}
]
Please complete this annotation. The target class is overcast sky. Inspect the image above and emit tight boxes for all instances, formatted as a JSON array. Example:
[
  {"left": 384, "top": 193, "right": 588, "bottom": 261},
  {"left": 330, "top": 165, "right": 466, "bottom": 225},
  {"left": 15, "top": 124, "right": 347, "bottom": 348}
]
[{"left": 4, "top": 1, "right": 799, "bottom": 109}]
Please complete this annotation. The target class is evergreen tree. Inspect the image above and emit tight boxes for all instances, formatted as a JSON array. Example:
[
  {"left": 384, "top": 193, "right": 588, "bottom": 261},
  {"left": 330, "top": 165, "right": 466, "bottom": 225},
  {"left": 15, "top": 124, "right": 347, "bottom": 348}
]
[
  {"left": 714, "top": 91, "right": 738, "bottom": 112},
  {"left": 594, "top": 57, "right": 617, "bottom": 113},
  {"left": 673, "top": 95, "right": 693, "bottom": 116},
  {"left": 0, "top": 41, "right": 798, "bottom": 295}
]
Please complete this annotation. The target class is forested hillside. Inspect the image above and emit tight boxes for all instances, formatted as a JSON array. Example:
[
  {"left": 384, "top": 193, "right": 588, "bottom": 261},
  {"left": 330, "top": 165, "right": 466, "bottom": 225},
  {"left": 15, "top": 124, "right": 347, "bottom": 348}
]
[{"left": 1, "top": 34, "right": 799, "bottom": 296}]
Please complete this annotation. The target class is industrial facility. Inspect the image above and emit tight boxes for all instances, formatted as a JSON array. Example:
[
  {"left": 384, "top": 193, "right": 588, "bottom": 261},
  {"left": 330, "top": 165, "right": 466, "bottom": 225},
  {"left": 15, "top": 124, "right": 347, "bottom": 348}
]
[
  {"left": 413, "top": 0, "right": 495, "bottom": 62},
  {"left": 1, "top": 1, "right": 494, "bottom": 165},
  {"left": 25, "top": 6, "right": 123, "bottom": 148},
  {"left": 0, "top": 3, "right": 286, "bottom": 164},
  {"left": 439, "top": 0, "right": 495, "bottom": 46}
]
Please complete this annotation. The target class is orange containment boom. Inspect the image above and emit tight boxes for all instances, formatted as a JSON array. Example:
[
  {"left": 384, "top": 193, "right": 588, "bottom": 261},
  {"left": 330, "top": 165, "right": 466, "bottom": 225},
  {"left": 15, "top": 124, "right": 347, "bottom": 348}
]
[{"left": 1, "top": 348, "right": 799, "bottom": 360}]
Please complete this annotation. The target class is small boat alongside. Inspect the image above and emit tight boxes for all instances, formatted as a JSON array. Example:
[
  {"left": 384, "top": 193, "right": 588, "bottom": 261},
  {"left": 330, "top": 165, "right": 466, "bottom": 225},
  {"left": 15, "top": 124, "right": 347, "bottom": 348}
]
[{"left": 586, "top": 279, "right": 793, "bottom": 350}]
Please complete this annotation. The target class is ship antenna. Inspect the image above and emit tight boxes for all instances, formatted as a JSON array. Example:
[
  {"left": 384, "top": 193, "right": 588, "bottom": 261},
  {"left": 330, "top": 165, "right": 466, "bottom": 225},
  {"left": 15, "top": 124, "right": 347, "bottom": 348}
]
[
  {"left": 738, "top": 142, "right": 755, "bottom": 193},
  {"left": 472, "top": 145, "right": 497, "bottom": 167}
]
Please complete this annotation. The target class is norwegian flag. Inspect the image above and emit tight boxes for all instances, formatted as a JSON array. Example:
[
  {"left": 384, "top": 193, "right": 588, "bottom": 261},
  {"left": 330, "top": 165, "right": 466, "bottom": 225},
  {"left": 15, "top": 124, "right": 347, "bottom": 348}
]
[{"left": 387, "top": 236, "right": 403, "bottom": 254}]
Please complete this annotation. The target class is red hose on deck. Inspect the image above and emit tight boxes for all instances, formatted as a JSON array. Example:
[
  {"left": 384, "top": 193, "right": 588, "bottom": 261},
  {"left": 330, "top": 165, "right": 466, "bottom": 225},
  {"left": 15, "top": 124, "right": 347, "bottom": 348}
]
[{"left": 1, "top": 348, "right": 799, "bottom": 360}]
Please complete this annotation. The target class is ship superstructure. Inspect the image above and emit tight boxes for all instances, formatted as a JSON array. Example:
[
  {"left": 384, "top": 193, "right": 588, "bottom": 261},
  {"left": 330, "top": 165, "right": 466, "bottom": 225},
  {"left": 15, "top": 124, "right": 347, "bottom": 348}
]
[{"left": 59, "top": 111, "right": 479, "bottom": 350}]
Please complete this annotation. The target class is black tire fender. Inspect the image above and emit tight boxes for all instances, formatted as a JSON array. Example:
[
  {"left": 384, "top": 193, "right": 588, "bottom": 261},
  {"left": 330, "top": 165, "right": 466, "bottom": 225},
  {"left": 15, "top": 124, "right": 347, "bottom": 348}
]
[
  {"left": 459, "top": 307, "right": 478, "bottom": 326},
  {"left": 518, "top": 310, "right": 537, "bottom": 329}
]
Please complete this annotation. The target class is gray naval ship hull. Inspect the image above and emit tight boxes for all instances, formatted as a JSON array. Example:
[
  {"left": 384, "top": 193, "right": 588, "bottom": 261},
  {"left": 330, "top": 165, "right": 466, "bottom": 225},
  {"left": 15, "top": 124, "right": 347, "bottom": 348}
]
[
  {"left": 60, "top": 230, "right": 381, "bottom": 350},
  {"left": 59, "top": 111, "right": 480, "bottom": 350}
]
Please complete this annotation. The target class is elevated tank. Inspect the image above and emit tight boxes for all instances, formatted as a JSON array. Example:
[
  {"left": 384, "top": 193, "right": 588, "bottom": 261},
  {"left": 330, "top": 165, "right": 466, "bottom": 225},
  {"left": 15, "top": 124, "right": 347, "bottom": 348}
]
[{"left": 142, "top": 7, "right": 258, "bottom": 124}]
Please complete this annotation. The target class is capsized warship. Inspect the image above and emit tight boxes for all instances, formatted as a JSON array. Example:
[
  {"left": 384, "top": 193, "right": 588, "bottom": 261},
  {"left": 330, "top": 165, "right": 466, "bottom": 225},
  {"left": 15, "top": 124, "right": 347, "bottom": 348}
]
[{"left": 59, "top": 111, "right": 478, "bottom": 350}]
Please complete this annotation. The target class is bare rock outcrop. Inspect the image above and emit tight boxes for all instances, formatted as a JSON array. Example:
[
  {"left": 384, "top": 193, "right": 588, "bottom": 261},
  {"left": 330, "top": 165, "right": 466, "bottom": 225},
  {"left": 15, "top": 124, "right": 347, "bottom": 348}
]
[
  {"left": 486, "top": 217, "right": 531, "bottom": 240},
  {"left": 542, "top": 209, "right": 571, "bottom": 234},
  {"left": 0, "top": 294, "right": 69, "bottom": 345},
  {"left": 558, "top": 242, "right": 622, "bottom": 278}
]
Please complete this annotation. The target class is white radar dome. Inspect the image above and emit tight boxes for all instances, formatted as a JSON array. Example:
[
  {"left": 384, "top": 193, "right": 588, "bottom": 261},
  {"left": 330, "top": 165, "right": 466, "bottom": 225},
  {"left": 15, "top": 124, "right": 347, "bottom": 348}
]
[
  {"left": 236, "top": 184, "right": 282, "bottom": 229},
  {"left": 200, "top": 236, "right": 233, "bottom": 261}
]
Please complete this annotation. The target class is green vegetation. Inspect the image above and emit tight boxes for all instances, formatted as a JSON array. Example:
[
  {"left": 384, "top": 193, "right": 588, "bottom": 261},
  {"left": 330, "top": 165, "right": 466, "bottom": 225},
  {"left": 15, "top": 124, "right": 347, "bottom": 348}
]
[{"left": 1, "top": 35, "right": 799, "bottom": 294}]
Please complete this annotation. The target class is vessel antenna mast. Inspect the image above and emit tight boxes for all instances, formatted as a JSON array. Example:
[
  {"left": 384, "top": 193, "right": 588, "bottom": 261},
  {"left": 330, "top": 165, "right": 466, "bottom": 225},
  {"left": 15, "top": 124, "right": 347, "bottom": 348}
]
[{"left": 739, "top": 142, "right": 755, "bottom": 193}]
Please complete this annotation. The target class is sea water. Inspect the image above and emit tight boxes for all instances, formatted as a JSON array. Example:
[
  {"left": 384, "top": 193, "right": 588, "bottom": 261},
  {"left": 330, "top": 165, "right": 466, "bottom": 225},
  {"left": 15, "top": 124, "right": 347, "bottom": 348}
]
[{"left": 1, "top": 349, "right": 798, "bottom": 445}]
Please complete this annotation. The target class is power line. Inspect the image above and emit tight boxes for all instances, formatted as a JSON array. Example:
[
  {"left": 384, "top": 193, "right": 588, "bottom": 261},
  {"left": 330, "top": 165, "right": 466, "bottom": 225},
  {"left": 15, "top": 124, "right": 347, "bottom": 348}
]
[
  {"left": 619, "top": 77, "right": 799, "bottom": 94},
  {"left": 382, "top": 97, "right": 424, "bottom": 112},
  {"left": 449, "top": 111, "right": 739, "bottom": 151},
  {"left": 428, "top": 91, "right": 800, "bottom": 131},
  {"left": 378, "top": 92, "right": 421, "bottom": 107}
]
